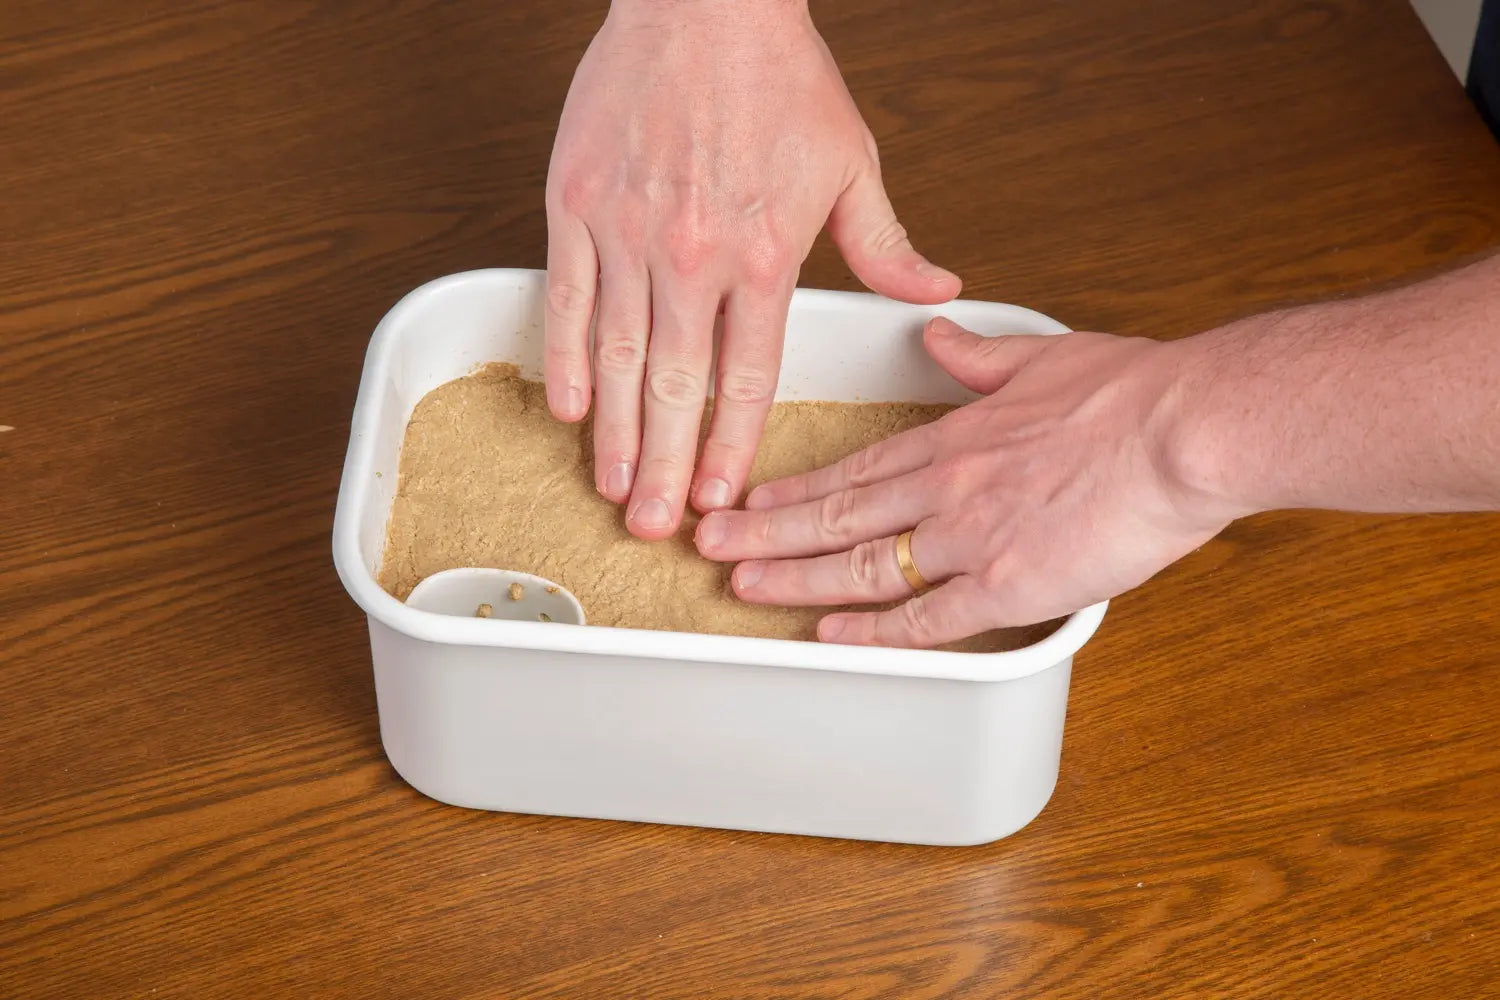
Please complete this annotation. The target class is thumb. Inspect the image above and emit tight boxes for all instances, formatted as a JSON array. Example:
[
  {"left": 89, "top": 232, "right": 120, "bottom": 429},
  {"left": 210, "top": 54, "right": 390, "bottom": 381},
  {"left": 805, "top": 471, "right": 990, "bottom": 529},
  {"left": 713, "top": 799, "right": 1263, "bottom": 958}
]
[
  {"left": 923, "top": 317, "right": 1053, "bottom": 394},
  {"left": 827, "top": 165, "right": 961, "bottom": 305}
]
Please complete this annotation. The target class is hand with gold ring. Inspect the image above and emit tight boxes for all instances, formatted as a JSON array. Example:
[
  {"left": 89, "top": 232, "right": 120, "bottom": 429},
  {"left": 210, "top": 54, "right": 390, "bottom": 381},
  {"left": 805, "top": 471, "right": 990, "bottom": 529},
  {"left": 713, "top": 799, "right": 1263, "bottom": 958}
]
[
  {"left": 894, "top": 530, "right": 930, "bottom": 593},
  {"left": 693, "top": 317, "right": 1240, "bottom": 648}
]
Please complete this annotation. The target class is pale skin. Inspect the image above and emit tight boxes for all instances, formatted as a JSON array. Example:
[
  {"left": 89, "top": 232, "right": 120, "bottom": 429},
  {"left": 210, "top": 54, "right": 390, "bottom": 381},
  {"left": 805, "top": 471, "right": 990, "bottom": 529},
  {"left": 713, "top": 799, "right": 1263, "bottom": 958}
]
[
  {"left": 695, "top": 254, "right": 1500, "bottom": 648},
  {"left": 544, "top": 0, "right": 959, "bottom": 539},
  {"left": 549, "top": 2, "right": 1500, "bottom": 649}
]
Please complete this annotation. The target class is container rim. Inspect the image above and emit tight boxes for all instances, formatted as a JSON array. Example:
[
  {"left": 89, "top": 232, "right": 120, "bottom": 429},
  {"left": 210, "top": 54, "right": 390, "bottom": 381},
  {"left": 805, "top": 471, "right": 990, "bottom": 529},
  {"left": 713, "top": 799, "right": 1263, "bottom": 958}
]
[{"left": 332, "top": 269, "right": 1108, "bottom": 684}]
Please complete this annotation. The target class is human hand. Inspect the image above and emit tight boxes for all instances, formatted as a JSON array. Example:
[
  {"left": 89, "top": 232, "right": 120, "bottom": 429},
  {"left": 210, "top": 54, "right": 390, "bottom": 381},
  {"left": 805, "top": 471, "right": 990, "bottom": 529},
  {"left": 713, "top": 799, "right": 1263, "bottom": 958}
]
[
  {"left": 693, "top": 318, "right": 1241, "bottom": 648},
  {"left": 544, "top": 0, "right": 961, "bottom": 540}
]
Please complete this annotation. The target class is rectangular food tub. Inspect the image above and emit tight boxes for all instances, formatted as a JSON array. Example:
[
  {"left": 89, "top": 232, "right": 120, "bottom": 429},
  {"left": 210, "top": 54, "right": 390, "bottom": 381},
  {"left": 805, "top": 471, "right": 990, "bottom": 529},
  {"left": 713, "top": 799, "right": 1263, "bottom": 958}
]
[{"left": 333, "top": 268, "right": 1107, "bottom": 846}]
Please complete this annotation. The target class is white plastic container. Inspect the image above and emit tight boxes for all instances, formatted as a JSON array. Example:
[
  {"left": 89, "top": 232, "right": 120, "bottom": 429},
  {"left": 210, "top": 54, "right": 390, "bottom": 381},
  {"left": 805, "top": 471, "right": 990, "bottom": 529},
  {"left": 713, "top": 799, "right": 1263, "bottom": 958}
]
[{"left": 333, "top": 269, "right": 1107, "bottom": 846}]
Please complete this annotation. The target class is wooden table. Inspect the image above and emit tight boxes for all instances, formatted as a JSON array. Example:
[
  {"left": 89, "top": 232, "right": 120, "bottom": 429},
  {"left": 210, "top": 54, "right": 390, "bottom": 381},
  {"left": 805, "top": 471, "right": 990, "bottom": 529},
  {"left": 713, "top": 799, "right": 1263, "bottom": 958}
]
[{"left": 5, "top": 2, "right": 1499, "bottom": 995}]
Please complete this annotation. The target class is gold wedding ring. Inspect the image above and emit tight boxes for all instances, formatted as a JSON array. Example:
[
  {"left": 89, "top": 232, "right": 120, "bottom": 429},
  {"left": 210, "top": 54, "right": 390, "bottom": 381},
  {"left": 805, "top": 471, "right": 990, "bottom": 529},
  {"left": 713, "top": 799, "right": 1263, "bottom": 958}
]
[{"left": 895, "top": 530, "right": 930, "bottom": 592}]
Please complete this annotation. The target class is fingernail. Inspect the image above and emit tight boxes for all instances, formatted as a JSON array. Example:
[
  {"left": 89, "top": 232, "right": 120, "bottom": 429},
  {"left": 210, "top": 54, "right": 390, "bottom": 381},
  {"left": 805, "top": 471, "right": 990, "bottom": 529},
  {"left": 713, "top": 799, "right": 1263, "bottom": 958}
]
[
  {"left": 697, "top": 511, "right": 727, "bottom": 551},
  {"left": 735, "top": 561, "right": 763, "bottom": 590},
  {"left": 928, "top": 316, "right": 959, "bottom": 336},
  {"left": 604, "top": 462, "right": 633, "bottom": 498},
  {"left": 744, "top": 486, "right": 772, "bottom": 510},
  {"left": 631, "top": 498, "right": 670, "bottom": 530},
  {"left": 567, "top": 386, "right": 586, "bottom": 418},
  {"left": 820, "top": 616, "right": 846, "bottom": 642},
  {"left": 697, "top": 477, "right": 731, "bottom": 510},
  {"left": 916, "top": 261, "right": 958, "bottom": 283}
]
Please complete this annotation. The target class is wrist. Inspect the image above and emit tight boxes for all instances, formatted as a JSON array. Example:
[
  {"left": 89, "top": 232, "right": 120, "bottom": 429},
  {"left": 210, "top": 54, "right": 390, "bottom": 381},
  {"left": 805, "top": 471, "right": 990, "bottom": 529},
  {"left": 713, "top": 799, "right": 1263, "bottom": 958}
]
[{"left": 1153, "top": 328, "right": 1268, "bottom": 527}]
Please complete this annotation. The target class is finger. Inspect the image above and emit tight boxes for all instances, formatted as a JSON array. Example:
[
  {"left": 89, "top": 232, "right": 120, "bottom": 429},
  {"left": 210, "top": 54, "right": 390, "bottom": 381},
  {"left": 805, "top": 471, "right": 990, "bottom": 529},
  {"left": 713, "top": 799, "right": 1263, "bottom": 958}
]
[
  {"left": 626, "top": 272, "right": 718, "bottom": 539},
  {"left": 692, "top": 286, "right": 790, "bottom": 512},
  {"left": 818, "top": 574, "right": 994, "bottom": 649},
  {"left": 591, "top": 250, "right": 652, "bottom": 503},
  {"left": 923, "top": 317, "right": 1054, "bottom": 395},
  {"left": 543, "top": 210, "right": 599, "bottom": 421},
  {"left": 827, "top": 159, "right": 960, "bottom": 305},
  {"left": 696, "top": 468, "right": 935, "bottom": 561},
  {"left": 744, "top": 420, "right": 939, "bottom": 510},
  {"left": 731, "top": 519, "right": 955, "bottom": 606}
]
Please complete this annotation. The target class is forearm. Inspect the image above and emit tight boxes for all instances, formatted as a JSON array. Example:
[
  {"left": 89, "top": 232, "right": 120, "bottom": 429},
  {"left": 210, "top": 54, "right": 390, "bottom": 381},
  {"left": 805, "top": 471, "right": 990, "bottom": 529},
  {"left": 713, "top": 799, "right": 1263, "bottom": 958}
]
[{"left": 1170, "top": 253, "right": 1500, "bottom": 518}]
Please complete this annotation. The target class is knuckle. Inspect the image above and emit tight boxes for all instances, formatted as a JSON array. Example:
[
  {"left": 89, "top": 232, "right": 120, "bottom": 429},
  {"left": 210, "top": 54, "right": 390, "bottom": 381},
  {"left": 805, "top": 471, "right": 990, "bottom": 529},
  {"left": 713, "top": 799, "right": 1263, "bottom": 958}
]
[
  {"left": 556, "top": 174, "right": 597, "bottom": 216},
  {"left": 816, "top": 488, "right": 859, "bottom": 539},
  {"left": 740, "top": 236, "right": 795, "bottom": 293},
  {"left": 665, "top": 225, "right": 716, "bottom": 278},
  {"left": 867, "top": 218, "right": 910, "bottom": 256},
  {"left": 847, "top": 541, "right": 882, "bottom": 590},
  {"left": 639, "top": 455, "right": 691, "bottom": 497},
  {"left": 974, "top": 334, "right": 1009, "bottom": 360},
  {"left": 595, "top": 336, "right": 646, "bottom": 373},
  {"left": 842, "top": 447, "right": 879, "bottom": 487},
  {"left": 717, "top": 367, "right": 775, "bottom": 407},
  {"left": 640, "top": 452, "right": 683, "bottom": 477},
  {"left": 667, "top": 242, "right": 706, "bottom": 278},
  {"left": 900, "top": 597, "right": 935, "bottom": 637},
  {"left": 935, "top": 453, "right": 984, "bottom": 493},
  {"left": 646, "top": 366, "right": 704, "bottom": 408},
  {"left": 547, "top": 279, "right": 594, "bottom": 321},
  {"left": 595, "top": 299, "right": 649, "bottom": 348},
  {"left": 544, "top": 337, "right": 582, "bottom": 365},
  {"left": 977, "top": 555, "right": 1012, "bottom": 594}
]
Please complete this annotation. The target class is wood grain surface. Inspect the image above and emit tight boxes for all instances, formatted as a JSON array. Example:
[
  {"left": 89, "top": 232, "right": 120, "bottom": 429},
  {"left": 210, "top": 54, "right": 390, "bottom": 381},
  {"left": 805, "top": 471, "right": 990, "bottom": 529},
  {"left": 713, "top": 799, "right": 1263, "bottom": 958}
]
[{"left": 4, "top": 1, "right": 1500, "bottom": 996}]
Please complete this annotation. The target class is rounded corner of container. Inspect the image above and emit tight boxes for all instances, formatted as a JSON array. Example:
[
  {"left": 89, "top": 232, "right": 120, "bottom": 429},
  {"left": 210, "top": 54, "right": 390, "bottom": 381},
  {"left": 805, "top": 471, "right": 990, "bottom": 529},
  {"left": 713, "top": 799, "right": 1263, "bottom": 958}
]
[
  {"left": 377, "top": 738, "right": 477, "bottom": 812},
  {"left": 330, "top": 530, "right": 369, "bottom": 607},
  {"left": 366, "top": 269, "right": 533, "bottom": 343},
  {"left": 383, "top": 268, "right": 494, "bottom": 311}
]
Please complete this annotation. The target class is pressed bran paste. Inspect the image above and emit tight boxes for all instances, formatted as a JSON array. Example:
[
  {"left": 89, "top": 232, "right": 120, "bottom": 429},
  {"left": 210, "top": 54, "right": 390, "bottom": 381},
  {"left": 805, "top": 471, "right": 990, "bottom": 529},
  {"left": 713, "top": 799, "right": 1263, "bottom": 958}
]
[{"left": 379, "top": 364, "right": 1055, "bottom": 653}]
